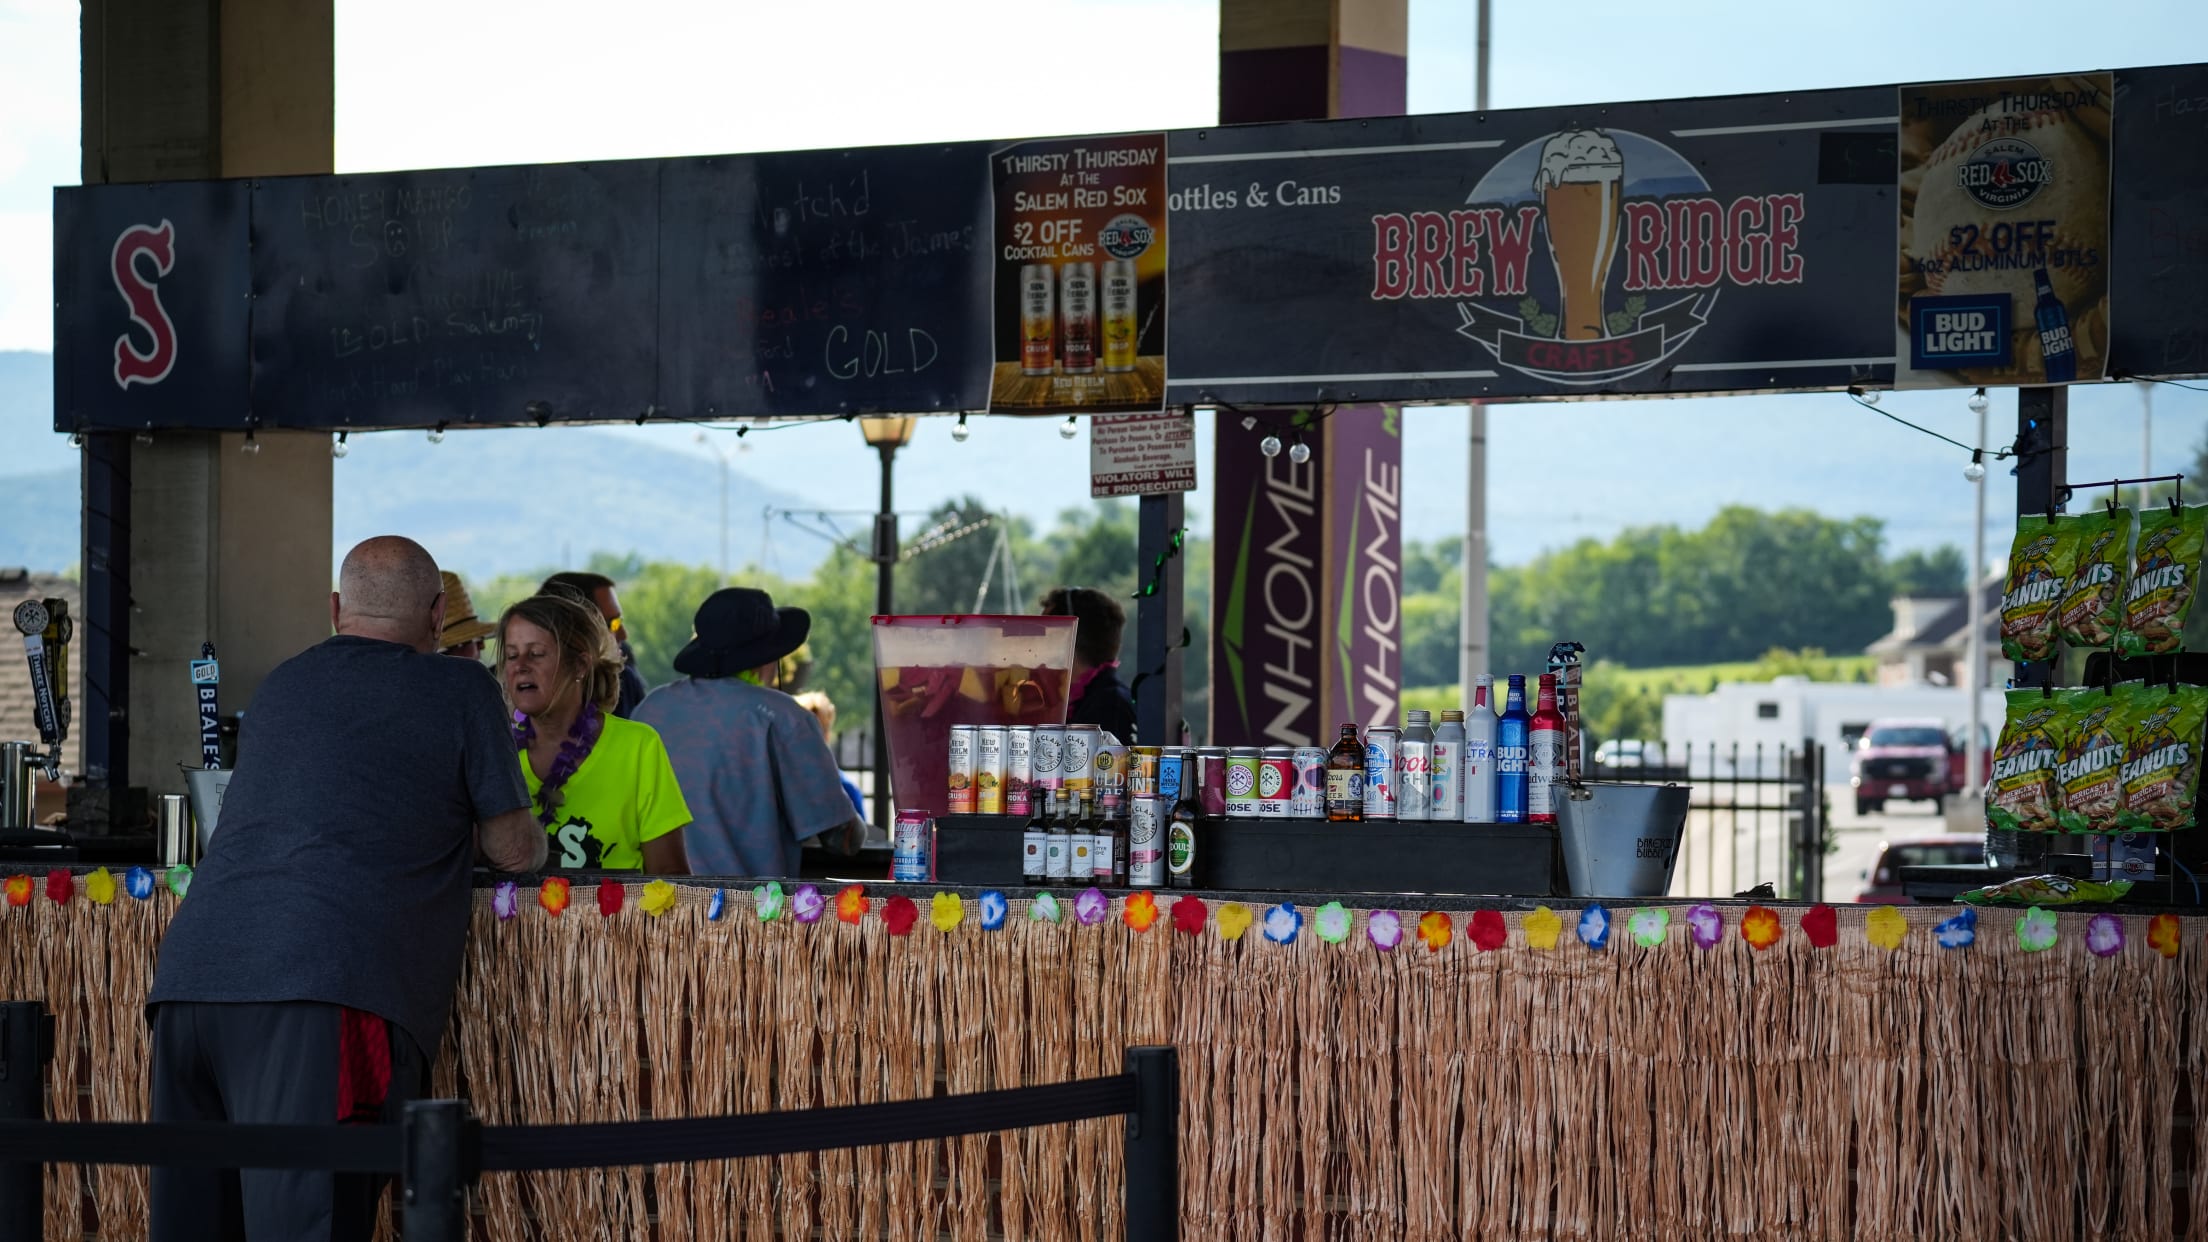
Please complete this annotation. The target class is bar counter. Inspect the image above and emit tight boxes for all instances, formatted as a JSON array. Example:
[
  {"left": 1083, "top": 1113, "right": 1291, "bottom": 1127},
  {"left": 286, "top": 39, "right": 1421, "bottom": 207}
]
[{"left": 4, "top": 872, "right": 2203, "bottom": 1240}]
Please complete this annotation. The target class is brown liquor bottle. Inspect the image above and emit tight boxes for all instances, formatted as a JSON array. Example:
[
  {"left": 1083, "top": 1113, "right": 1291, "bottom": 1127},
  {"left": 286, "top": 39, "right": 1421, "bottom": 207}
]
[{"left": 1325, "top": 724, "right": 1365, "bottom": 823}]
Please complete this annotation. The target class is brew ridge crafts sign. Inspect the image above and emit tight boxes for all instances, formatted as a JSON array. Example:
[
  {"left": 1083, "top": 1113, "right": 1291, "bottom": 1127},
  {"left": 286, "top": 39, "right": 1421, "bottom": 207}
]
[
  {"left": 1895, "top": 74, "right": 2115, "bottom": 389},
  {"left": 988, "top": 134, "right": 1169, "bottom": 415}
]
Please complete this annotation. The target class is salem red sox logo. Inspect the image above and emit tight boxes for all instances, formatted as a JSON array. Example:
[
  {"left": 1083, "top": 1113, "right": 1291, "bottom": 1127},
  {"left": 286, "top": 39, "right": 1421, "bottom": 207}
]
[
  {"left": 110, "top": 219, "right": 179, "bottom": 390},
  {"left": 1371, "top": 129, "right": 1807, "bottom": 386}
]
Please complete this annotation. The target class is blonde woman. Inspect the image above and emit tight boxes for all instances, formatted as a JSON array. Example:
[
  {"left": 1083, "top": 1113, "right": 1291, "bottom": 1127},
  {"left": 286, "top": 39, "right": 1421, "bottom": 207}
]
[{"left": 500, "top": 593, "right": 691, "bottom": 873}]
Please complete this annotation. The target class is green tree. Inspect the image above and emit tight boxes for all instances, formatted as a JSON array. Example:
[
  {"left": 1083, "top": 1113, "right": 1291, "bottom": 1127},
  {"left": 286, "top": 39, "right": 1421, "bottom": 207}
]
[
  {"left": 1400, "top": 592, "right": 1460, "bottom": 690},
  {"left": 1887, "top": 545, "right": 1967, "bottom": 596}
]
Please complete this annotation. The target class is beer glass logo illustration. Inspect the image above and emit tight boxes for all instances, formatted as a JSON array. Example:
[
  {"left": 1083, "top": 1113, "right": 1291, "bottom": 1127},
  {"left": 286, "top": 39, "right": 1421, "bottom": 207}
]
[{"left": 1371, "top": 127, "right": 1806, "bottom": 388}]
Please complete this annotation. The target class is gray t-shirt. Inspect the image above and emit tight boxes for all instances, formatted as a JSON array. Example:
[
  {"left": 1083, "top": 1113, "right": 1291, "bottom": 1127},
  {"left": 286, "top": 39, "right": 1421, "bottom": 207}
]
[
  {"left": 631, "top": 677, "right": 856, "bottom": 878},
  {"left": 149, "top": 635, "right": 529, "bottom": 1057}
]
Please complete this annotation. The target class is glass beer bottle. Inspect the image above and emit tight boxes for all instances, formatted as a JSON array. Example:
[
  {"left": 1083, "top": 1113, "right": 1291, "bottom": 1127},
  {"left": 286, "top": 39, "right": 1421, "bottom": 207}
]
[
  {"left": 1325, "top": 724, "right": 1365, "bottom": 822},
  {"left": 1167, "top": 751, "right": 1203, "bottom": 888}
]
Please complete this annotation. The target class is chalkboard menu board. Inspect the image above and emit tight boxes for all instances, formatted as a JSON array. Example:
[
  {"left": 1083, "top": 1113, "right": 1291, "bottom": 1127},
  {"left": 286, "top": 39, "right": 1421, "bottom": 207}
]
[
  {"left": 249, "top": 161, "right": 660, "bottom": 427},
  {"left": 2108, "top": 64, "right": 2208, "bottom": 379},
  {"left": 656, "top": 142, "right": 993, "bottom": 418}
]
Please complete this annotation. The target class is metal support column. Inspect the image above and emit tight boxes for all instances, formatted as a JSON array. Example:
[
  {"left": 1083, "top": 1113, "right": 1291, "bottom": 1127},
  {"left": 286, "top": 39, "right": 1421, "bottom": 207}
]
[
  {"left": 1122, "top": 1045, "right": 1180, "bottom": 1241},
  {"left": 2013, "top": 386, "right": 2069, "bottom": 690},
  {"left": 871, "top": 444, "right": 898, "bottom": 838},
  {"left": 0, "top": 1001, "right": 54, "bottom": 1238},
  {"left": 400, "top": 1098, "right": 476, "bottom": 1242},
  {"left": 81, "top": 433, "right": 132, "bottom": 823},
  {"left": 1135, "top": 491, "right": 1186, "bottom": 747}
]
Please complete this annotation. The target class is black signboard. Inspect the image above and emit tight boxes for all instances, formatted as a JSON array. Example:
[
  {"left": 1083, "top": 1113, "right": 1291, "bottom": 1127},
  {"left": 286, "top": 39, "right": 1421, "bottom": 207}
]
[
  {"left": 656, "top": 142, "right": 992, "bottom": 419},
  {"left": 2108, "top": 63, "right": 2208, "bottom": 379},
  {"left": 1163, "top": 88, "right": 1900, "bottom": 404},
  {"left": 249, "top": 161, "right": 660, "bottom": 428},
  {"left": 53, "top": 180, "right": 250, "bottom": 431}
]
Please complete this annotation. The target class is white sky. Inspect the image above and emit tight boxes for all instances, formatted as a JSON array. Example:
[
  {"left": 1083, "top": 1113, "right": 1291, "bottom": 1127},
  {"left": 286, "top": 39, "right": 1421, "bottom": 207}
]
[{"left": 4, "top": 0, "right": 2207, "bottom": 563}]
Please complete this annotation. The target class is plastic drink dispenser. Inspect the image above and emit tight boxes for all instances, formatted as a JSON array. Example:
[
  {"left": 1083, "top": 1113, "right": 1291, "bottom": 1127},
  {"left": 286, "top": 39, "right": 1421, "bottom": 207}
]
[{"left": 872, "top": 615, "right": 1078, "bottom": 818}]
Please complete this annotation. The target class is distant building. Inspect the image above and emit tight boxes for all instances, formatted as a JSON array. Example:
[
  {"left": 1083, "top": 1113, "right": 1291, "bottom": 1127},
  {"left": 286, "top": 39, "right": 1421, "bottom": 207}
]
[{"left": 1864, "top": 574, "right": 2006, "bottom": 693}]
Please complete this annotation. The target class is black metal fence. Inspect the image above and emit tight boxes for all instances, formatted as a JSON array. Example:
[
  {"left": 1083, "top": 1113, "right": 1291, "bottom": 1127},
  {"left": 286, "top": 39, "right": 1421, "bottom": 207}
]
[
  {"left": 0, "top": 1001, "right": 1180, "bottom": 1240},
  {"left": 1599, "top": 740, "right": 1829, "bottom": 902}
]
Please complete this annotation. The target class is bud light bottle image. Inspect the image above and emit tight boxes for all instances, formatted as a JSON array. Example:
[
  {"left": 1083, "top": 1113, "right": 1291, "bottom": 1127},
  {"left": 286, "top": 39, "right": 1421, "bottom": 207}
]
[
  {"left": 1495, "top": 674, "right": 1531, "bottom": 823},
  {"left": 2033, "top": 266, "right": 2076, "bottom": 383}
]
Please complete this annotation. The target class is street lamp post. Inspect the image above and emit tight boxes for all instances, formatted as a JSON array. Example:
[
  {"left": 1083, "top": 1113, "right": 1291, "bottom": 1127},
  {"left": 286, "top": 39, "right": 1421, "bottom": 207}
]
[
  {"left": 858, "top": 416, "right": 917, "bottom": 840},
  {"left": 693, "top": 431, "right": 731, "bottom": 583}
]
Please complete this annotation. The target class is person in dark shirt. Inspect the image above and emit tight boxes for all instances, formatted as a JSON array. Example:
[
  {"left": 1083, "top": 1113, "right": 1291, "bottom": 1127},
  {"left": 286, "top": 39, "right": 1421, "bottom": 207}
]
[
  {"left": 147, "top": 536, "right": 545, "bottom": 1241},
  {"left": 1040, "top": 586, "right": 1138, "bottom": 743},
  {"left": 541, "top": 571, "right": 649, "bottom": 718}
]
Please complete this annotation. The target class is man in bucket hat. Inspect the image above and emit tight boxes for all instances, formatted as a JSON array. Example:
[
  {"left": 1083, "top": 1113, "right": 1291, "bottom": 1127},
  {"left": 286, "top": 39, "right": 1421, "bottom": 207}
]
[
  {"left": 437, "top": 570, "right": 498, "bottom": 662},
  {"left": 632, "top": 587, "right": 863, "bottom": 877}
]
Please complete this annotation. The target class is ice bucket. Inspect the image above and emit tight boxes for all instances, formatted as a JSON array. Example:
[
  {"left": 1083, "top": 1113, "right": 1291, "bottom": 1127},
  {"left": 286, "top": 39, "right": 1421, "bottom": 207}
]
[
  {"left": 873, "top": 615, "right": 1078, "bottom": 817},
  {"left": 181, "top": 765, "right": 233, "bottom": 853},
  {"left": 1556, "top": 781, "right": 1691, "bottom": 897}
]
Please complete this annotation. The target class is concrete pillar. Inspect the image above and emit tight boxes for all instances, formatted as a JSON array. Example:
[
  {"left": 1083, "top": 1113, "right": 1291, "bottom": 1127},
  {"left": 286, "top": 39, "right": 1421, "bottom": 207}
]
[
  {"left": 81, "top": 0, "right": 333, "bottom": 804},
  {"left": 1219, "top": 0, "right": 1407, "bottom": 124}
]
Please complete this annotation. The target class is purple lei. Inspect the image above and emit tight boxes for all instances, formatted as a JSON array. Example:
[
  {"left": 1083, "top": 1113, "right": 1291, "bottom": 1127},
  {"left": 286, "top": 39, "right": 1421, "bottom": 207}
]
[{"left": 515, "top": 701, "right": 604, "bottom": 826}]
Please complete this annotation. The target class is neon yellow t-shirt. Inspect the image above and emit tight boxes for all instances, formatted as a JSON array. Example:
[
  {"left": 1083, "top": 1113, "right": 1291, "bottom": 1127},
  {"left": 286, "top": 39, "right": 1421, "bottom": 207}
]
[{"left": 521, "top": 715, "right": 691, "bottom": 871}]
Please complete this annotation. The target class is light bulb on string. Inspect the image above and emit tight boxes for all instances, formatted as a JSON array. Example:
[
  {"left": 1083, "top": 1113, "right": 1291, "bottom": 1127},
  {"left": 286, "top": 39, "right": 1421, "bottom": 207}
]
[
  {"left": 1968, "top": 387, "right": 1990, "bottom": 416},
  {"left": 134, "top": 431, "right": 153, "bottom": 446},
  {"left": 1059, "top": 415, "right": 1079, "bottom": 440},
  {"left": 1240, "top": 415, "right": 1258, "bottom": 431},
  {"left": 332, "top": 431, "right": 349, "bottom": 459},
  {"left": 950, "top": 413, "right": 971, "bottom": 443},
  {"left": 1259, "top": 433, "right": 1282, "bottom": 459},
  {"left": 1860, "top": 390, "right": 1881, "bottom": 406},
  {"left": 67, "top": 431, "right": 83, "bottom": 448},
  {"left": 240, "top": 430, "right": 261, "bottom": 455},
  {"left": 1964, "top": 451, "right": 1985, "bottom": 484},
  {"left": 1289, "top": 439, "right": 1311, "bottom": 465},
  {"left": 427, "top": 424, "right": 446, "bottom": 444}
]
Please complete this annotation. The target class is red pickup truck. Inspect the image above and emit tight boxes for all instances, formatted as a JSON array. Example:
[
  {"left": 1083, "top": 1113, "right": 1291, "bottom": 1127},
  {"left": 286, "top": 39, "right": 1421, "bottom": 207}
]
[{"left": 1850, "top": 719, "right": 1955, "bottom": 816}]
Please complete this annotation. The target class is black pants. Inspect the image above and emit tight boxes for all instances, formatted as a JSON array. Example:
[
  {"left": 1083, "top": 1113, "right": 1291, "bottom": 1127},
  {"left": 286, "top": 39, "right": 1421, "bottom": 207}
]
[{"left": 149, "top": 1002, "right": 427, "bottom": 1242}]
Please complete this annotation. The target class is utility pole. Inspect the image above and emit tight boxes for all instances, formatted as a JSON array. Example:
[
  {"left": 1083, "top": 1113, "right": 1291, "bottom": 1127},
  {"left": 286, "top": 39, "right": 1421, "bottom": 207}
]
[{"left": 1459, "top": 0, "right": 1493, "bottom": 698}]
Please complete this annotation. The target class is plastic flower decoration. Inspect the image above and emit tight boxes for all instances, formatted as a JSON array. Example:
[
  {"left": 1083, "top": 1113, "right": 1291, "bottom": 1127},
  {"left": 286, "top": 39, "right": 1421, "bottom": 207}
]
[
  {"left": 44, "top": 869, "right": 73, "bottom": 905},
  {"left": 3, "top": 875, "right": 31, "bottom": 907},
  {"left": 1313, "top": 902, "right": 1352, "bottom": 944},
  {"left": 1122, "top": 891, "right": 1161, "bottom": 932},
  {"left": 2016, "top": 906, "right": 2059, "bottom": 953},
  {"left": 1576, "top": 905, "right": 1610, "bottom": 950},
  {"left": 791, "top": 884, "right": 825, "bottom": 923},
  {"left": 1800, "top": 904, "right": 1838, "bottom": 948},
  {"left": 834, "top": 885, "right": 868, "bottom": 925},
  {"left": 124, "top": 866, "right": 156, "bottom": 901},
  {"left": 1028, "top": 891, "right": 1062, "bottom": 924},
  {"left": 930, "top": 892, "right": 964, "bottom": 933},
  {"left": 2147, "top": 913, "right": 2181, "bottom": 960},
  {"left": 1934, "top": 906, "right": 1976, "bottom": 949},
  {"left": 1866, "top": 906, "right": 1908, "bottom": 950},
  {"left": 1522, "top": 906, "right": 1563, "bottom": 950},
  {"left": 978, "top": 891, "right": 1008, "bottom": 931},
  {"left": 1075, "top": 887, "right": 1111, "bottom": 927},
  {"left": 1740, "top": 906, "right": 1783, "bottom": 950},
  {"left": 1214, "top": 901, "right": 1253, "bottom": 941},
  {"left": 2084, "top": 913, "right": 2124, "bottom": 958},
  {"left": 1469, "top": 909, "right": 1508, "bottom": 952},
  {"left": 638, "top": 880, "right": 678, "bottom": 917},
  {"left": 165, "top": 866, "right": 193, "bottom": 899},
  {"left": 1627, "top": 907, "right": 1668, "bottom": 948},
  {"left": 1262, "top": 902, "right": 1302, "bottom": 944},
  {"left": 1685, "top": 904, "right": 1724, "bottom": 950},
  {"left": 596, "top": 881, "right": 625, "bottom": 917},
  {"left": 754, "top": 881, "right": 786, "bottom": 922},
  {"left": 706, "top": 889, "right": 727, "bottom": 921},
  {"left": 491, "top": 882, "right": 520, "bottom": 921},
  {"left": 1417, "top": 911, "right": 1453, "bottom": 952},
  {"left": 1170, "top": 895, "right": 1207, "bottom": 936},
  {"left": 881, "top": 895, "right": 918, "bottom": 935},
  {"left": 1366, "top": 910, "right": 1403, "bottom": 950},
  {"left": 83, "top": 868, "right": 116, "bottom": 906}
]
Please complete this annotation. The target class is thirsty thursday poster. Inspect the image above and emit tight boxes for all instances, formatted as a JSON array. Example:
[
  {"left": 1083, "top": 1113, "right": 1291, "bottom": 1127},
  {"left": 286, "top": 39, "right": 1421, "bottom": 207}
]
[
  {"left": 988, "top": 133, "right": 1168, "bottom": 414},
  {"left": 1896, "top": 74, "right": 2113, "bottom": 388}
]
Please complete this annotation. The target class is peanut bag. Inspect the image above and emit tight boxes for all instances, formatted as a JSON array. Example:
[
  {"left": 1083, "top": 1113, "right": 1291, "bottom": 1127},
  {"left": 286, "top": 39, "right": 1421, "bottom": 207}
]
[
  {"left": 2054, "top": 684, "right": 2133, "bottom": 834},
  {"left": 1986, "top": 688, "right": 2067, "bottom": 836},
  {"left": 2114, "top": 683, "right": 2207, "bottom": 833},
  {"left": 2001, "top": 519, "right": 2077, "bottom": 662},
  {"left": 2058, "top": 509, "right": 2130, "bottom": 650},
  {"left": 2116, "top": 505, "right": 2206, "bottom": 658}
]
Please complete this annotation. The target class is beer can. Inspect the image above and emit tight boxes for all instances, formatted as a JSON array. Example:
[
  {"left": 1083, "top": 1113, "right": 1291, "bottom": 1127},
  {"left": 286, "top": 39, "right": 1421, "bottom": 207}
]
[
  {"left": 1128, "top": 796, "right": 1166, "bottom": 887},
  {"left": 1034, "top": 725, "right": 1065, "bottom": 793},
  {"left": 1062, "top": 724, "right": 1101, "bottom": 794},
  {"left": 1196, "top": 747, "right": 1229, "bottom": 818},
  {"left": 1101, "top": 258, "right": 1138, "bottom": 373},
  {"left": 1128, "top": 746, "right": 1162, "bottom": 798},
  {"left": 975, "top": 726, "right": 1007, "bottom": 815},
  {"left": 1225, "top": 747, "right": 1262, "bottom": 819},
  {"left": 1432, "top": 712, "right": 1466, "bottom": 823},
  {"left": 1158, "top": 751, "right": 1183, "bottom": 803},
  {"left": 1256, "top": 747, "right": 1296, "bottom": 818},
  {"left": 1290, "top": 747, "right": 1328, "bottom": 817},
  {"left": 947, "top": 725, "right": 977, "bottom": 814},
  {"left": 1060, "top": 261, "right": 1097, "bottom": 375},
  {"left": 1364, "top": 726, "right": 1400, "bottom": 820},
  {"left": 1020, "top": 264, "right": 1056, "bottom": 376},
  {"left": 892, "top": 811, "right": 934, "bottom": 882},
  {"left": 1398, "top": 711, "right": 1435, "bottom": 822},
  {"left": 1096, "top": 740, "right": 1127, "bottom": 802},
  {"left": 1005, "top": 725, "right": 1035, "bottom": 817}
]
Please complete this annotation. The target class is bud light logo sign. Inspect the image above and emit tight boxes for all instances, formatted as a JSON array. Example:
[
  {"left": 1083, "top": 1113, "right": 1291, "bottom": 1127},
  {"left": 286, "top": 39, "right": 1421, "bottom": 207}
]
[
  {"left": 1910, "top": 294, "right": 2013, "bottom": 369},
  {"left": 1369, "top": 128, "right": 1805, "bottom": 387}
]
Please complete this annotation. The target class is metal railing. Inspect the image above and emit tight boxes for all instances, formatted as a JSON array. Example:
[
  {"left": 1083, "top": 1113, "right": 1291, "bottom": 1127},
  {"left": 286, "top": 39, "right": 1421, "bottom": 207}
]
[{"left": 1600, "top": 739, "right": 1828, "bottom": 901}]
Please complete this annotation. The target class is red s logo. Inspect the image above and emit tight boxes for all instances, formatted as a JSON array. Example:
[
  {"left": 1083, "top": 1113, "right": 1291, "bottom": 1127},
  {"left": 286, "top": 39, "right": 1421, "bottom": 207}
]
[{"left": 111, "top": 219, "right": 178, "bottom": 389}]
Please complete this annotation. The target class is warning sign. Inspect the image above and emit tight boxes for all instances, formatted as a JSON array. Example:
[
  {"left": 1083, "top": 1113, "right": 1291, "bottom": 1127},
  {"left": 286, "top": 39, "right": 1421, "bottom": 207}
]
[{"left": 1089, "top": 411, "right": 1195, "bottom": 498}]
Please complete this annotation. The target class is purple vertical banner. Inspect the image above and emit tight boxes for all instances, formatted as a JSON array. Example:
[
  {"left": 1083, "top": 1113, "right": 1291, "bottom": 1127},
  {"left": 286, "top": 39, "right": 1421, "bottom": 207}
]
[
  {"left": 1210, "top": 405, "right": 1403, "bottom": 745},
  {"left": 1324, "top": 406, "right": 1404, "bottom": 730},
  {"left": 1211, "top": 411, "right": 1327, "bottom": 746}
]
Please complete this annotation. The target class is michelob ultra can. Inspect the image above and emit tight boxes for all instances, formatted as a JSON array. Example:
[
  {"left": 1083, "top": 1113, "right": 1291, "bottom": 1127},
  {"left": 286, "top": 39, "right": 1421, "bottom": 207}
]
[
  {"left": 1006, "top": 725, "right": 1035, "bottom": 817},
  {"left": 947, "top": 725, "right": 977, "bottom": 814}
]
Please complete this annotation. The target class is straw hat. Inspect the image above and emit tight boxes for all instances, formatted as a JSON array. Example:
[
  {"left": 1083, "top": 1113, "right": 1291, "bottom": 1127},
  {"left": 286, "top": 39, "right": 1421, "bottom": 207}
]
[{"left": 439, "top": 571, "right": 498, "bottom": 648}]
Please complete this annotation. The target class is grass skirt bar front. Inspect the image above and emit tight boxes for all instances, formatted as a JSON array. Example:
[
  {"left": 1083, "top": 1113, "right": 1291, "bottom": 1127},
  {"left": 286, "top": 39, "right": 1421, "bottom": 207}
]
[{"left": 3, "top": 876, "right": 2203, "bottom": 1239}]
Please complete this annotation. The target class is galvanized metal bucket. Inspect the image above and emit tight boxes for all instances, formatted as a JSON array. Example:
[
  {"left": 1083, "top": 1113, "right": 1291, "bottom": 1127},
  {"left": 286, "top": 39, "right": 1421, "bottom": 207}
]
[
  {"left": 1556, "top": 781, "right": 1691, "bottom": 898},
  {"left": 181, "top": 766, "right": 233, "bottom": 854}
]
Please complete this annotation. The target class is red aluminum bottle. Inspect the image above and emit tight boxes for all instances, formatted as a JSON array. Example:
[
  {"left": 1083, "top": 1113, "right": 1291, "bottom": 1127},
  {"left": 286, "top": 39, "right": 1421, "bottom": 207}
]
[{"left": 1527, "top": 673, "right": 1566, "bottom": 825}]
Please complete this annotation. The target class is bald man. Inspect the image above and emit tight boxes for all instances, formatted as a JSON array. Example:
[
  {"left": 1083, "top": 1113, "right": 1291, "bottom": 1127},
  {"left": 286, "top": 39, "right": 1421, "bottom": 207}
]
[{"left": 148, "top": 536, "right": 543, "bottom": 1241}]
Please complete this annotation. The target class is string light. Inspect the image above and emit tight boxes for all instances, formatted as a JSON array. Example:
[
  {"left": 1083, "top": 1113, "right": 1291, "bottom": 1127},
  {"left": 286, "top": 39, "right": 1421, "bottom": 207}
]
[
  {"left": 1964, "top": 450, "right": 1985, "bottom": 483},
  {"left": 427, "top": 423, "right": 446, "bottom": 444},
  {"left": 68, "top": 431, "right": 83, "bottom": 448},
  {"left": 1259, "top": 433, "right": 1282, "bottom": 458},
  {"left": 239, "top": 430, "right": 261, "bottom": 455},
  {"left": 1967, "top": 387, "right": 1990, "bottom": 416},
  {"left": 950, "top": 413, "right": 971, "bottom": 442},
  {"left": 332, "top": 431, "right": 349, "bottom": 459},
  {"left": 1059, "top": 415, "right": 1079, "bottom": 440},
  {"left": 1289, "top": 438, "right": 1311, "bottom": 466},
  {"left": 134, "top": 431, "right": 153, "bottom": 446}
]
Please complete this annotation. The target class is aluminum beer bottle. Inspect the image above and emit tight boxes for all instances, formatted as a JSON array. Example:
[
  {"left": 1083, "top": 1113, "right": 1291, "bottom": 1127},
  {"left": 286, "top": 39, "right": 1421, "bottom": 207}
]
[
  {"left": 1325, "top": 724, "right": 1365, "bottom": 822},
  {"left": 1463, "top": 676, "right": 1499, "bottom": 822},
  {"left": 2033, "top": 266, "right": 2077, "bottom": 383},
  {"left": 1495, "top": 675, "right": 1531, "bottom": 824},
  {"left": 1527, "top": 674, "right": 1565, "bottom": 825},
  {"left": 1398, "top": 710, "right": 1435, "bottom": 821},
  {"left": 1167, "top": 750, "right": 1203, "bottom": 888},
  {"left": 1432, "top": 709, "right": 1466, "bottom": 822}
]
